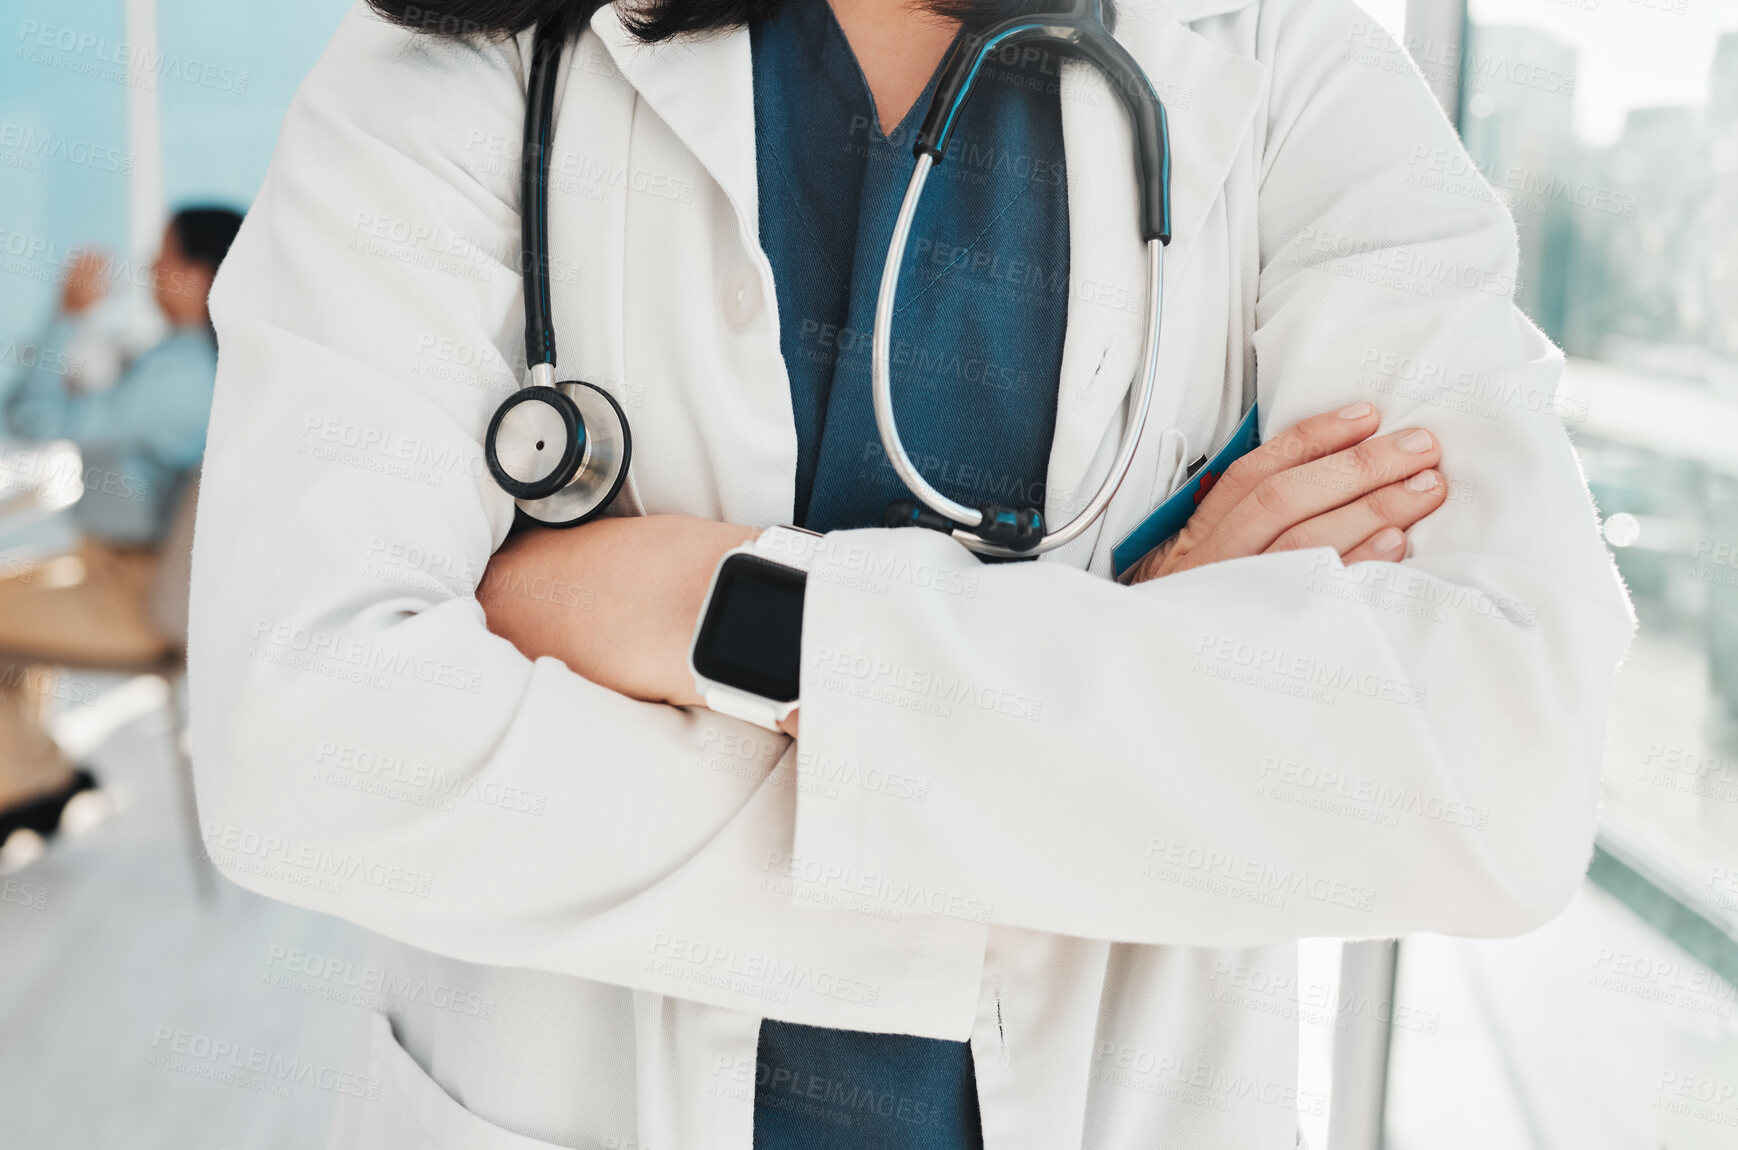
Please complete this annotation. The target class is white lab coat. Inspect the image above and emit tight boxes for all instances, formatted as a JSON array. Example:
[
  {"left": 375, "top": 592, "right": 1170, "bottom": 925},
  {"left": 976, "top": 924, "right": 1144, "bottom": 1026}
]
[{"left": 189, "top": 0, "right": 1635, "bottom": 1145}]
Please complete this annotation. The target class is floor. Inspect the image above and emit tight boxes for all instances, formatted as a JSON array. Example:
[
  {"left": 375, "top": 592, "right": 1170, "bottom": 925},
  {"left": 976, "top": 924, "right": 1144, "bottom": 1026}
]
[
  {"left": 1383, "top": 620, "right": 1738, "bottom": 1150},
  {"left": 0, "top": 667, "right": 368, "bottom": 1150}
]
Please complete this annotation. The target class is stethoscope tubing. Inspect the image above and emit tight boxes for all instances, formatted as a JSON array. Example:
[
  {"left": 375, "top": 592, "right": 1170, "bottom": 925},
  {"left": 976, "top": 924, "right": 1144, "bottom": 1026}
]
[
  {"left": 873, "top": 168, "right": 1164, "bottom": 557},
  {"left": 501, "top": 1, "right": 1171, "bottom": 548},
  {"left": 869, "top": 166, "right": 1167, "bottom": 559},
  {"left": 873, "top": 1, "right": 1173, "bottom": 557},
  {"left": 521, "top": 16, "right": 567, "bottom": 373}
]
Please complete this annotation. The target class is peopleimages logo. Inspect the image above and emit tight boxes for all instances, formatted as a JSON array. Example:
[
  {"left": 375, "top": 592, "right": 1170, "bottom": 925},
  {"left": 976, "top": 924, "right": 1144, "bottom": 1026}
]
[
  {"left": 1293, "top": 225, "right": 1517, "bottom": 298},
  {"left": 810, "top": 645, "right": 1043, "bottom": 722},
  {"left": 1357, "top": 346, "right": 1588, "bottom": 429},
  {"left": 16, "top": 21, "right": 249, "bottom": 93},
  {"left": 0, "top": 123, "right": 131, "bottom": 173},
  {"left": 202, "top": 822, "right": 435, "bottom": 898},
  {"left": 764, "top": 850, "right": 993, "bottom": 925},
  {"left": 645, "top": 931, "right": 881, "bottom": 1008},
  {"left": 1093, "top": 1044, "right": 1328, "bottom": 1117},
  {"left": 1143, "top": 837, "right": 1377, "bottom": 914},
  {"left": 297, "top": 412, "right": 488, "bottom": 488},
  {"left": 249, "top": 618, "right": 484, "bottom": 695},
  {"left": 1192, "top": 632, "right": 1428, "bottom": 709},
  {"left": 1653, "top": 1069, "right": 1738, "bottom": 1127},
  {"left": 148, "top": 1026, "right": 379, "bottom": 1100},
  {"left": 263, "top": 945, "right": 497, "bottom": 1019},
  {"left": 1406, "top": 144, "right": 1640, "bottom": 220},
  {"left": 313, "top": 740, "right": 546, "bottom": 816},
  {"left": 1256, "top": 755, "right": 1491, "bottom": 831}
]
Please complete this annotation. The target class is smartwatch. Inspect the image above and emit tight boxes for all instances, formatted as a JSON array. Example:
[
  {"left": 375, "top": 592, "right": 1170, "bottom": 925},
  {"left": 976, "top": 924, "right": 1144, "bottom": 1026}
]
[{"left": 689, "top": 524, "right": 821, "bottom": 731}]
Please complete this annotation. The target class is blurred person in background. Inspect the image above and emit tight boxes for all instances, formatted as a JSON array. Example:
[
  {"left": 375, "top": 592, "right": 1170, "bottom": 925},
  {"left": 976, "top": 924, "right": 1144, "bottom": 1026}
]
[{"left": 0, "top": 206, "right": 242, "bottom": 854}]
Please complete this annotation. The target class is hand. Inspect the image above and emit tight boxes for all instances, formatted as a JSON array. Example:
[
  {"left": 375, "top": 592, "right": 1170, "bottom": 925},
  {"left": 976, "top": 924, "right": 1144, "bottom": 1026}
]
[
  {"left": 1127, "top": 402, "right": 1446, "bottom": 584},
  {"left": 60, "top": 249, "right": 110, "bottom": 315},
  {"left": 477, "top": 514, "right": 759, "bottom": 707}
]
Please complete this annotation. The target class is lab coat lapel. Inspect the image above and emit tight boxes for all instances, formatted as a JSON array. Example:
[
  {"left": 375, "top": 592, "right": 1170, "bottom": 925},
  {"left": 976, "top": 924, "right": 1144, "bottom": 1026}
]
[
  {"left": 588, "top": 6, "right": 759, "bottom": 230},
  {"left": 585, "top": 0, "right": 1266, "bottom": 538},
  {"left": 1046, "top": 2, "right": 1265, "bottom": 525}
]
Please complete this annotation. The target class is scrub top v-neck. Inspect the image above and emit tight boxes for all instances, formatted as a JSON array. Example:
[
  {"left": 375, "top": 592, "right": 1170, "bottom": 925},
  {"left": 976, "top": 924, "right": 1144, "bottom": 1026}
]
[
  {"left": 752, "top": 0, "right": 1070, "bottom": 535},
  {"left": 748, "top": 2, "right": 1070, "bottom": 1147}
]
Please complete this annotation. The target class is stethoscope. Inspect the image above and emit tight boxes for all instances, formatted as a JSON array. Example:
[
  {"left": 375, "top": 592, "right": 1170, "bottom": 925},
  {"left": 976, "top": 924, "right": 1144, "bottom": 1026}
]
[
  {"left": 483, "top": 10, "right": 632, "bottom": 527},
  {"left": 485, "top": 0, "right": 1173, "bottom": 554}
]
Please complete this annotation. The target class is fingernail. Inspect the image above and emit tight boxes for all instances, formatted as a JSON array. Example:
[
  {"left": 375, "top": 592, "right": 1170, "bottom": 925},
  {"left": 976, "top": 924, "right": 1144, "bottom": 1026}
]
[
  {"left": 1404, "top": 469, "right": 1439, "bottom": 492},
  {"left": 1338, "top": 402, "right": 1374, "bottom": 419},
  {"left": 1374, "top": 527, "right": 1405, "bottom": 554},
  {"left": 1398, "top": 428, "right": 1434, "bottom": 453}
]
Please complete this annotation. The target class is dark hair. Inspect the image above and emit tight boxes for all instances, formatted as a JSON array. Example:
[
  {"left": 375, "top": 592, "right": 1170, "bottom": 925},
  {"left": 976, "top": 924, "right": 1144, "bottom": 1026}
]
[
  {"left": 169, "top": 207, "right": 245, "bottom": 277},
  {"left": 367, "top": 0, "right": 1114, "bottom": 43}
]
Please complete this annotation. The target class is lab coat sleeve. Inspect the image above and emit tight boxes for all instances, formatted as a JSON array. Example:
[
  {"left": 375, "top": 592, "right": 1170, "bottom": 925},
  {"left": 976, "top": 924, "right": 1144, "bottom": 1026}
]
[
  {"left": 788, "top": 0, "right": 1637, "bottom": 946},
  {"left": 189, "top": 5, "right": 986, "bottom": 1040}
]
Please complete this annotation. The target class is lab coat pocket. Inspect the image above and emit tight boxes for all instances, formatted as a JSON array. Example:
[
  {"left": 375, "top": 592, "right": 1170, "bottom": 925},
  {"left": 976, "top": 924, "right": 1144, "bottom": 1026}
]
[{"left": 329, "top": 1013, "right": 572, "bottom": 1150}]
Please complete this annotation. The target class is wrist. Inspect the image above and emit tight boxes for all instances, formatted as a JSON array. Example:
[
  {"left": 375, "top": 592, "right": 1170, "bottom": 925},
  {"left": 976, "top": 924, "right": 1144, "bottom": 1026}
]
[{"left": 661, "top": 519, "right": 758, "bottom": 708}]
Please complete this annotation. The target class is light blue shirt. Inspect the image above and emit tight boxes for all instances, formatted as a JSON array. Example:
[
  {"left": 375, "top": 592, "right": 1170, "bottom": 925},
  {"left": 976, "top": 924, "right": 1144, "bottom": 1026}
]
[{"left": 2, "top": 318, "right": 216, "bottom": 544}]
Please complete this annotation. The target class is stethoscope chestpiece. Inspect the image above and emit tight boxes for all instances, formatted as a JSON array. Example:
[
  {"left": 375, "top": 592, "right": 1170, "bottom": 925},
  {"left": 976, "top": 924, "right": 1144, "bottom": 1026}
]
[
  {"left": 485, "top": 385, "right": 585, "bottom": 501},
  {"left": 486, "top": 377, "right": 633, "bottom": 529}
]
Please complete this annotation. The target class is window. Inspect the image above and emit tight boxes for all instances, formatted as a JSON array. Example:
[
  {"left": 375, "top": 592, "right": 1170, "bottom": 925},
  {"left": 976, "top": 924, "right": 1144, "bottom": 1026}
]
[
  {"left": 1379, "top": 3, "right": 1738, "bottom": 1147},
  {"left": 0, "top": 0, "right": 131, "bottom": 344},
  {"left": 0, "top": 0, "right": 352, "bottom": 374}
]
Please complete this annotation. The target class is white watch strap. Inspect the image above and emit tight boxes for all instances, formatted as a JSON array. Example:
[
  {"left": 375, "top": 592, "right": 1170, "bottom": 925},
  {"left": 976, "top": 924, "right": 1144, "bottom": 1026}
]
[
  {"left": 703, "top": 684, "right": 791, "bottom": 732},
  {"left": 749, "top": 524, "right": 822, "bottom": 572}
]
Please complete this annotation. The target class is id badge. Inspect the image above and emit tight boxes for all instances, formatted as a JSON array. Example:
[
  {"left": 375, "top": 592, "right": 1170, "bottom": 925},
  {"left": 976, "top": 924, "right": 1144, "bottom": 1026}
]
[{"left": 1112, "top": 402, "right": 1261, "bottom": 580}]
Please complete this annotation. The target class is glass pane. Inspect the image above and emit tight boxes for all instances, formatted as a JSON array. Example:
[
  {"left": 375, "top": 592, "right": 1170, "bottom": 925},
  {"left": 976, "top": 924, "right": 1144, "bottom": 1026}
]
[
  {"left": 0, "top": 0, "right": 129, "bottom": 344},
  {"left": 0, "top": 0, "right": 350, "bottom": 517},
  {"left": 1455, "top": 0, "right": 1738, "bottom": 930},
  {"left": 1386, "top": 1, "right": 1738, "bottom": 1146},
  {"left": 156, "top": 0, "right": 353, "bottom": 209},
  {"left": 1389, "top": 884, "right": 1738, "bottom": 1150}
]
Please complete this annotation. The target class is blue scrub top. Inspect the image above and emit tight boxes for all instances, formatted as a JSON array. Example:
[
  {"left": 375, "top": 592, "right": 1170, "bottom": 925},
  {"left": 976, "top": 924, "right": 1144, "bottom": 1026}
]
[
  {"left": 753, "top": 0, "right": 1070, "bottom": 535},
  {"left": 750, "top": 2, "right": 1069, "bottom": 1146}
]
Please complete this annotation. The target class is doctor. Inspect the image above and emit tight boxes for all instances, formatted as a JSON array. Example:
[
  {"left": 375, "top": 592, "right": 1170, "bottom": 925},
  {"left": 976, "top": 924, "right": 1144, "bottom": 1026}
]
[{"left": 190, "top": 0, "right": 1633, "bottom": 1147}]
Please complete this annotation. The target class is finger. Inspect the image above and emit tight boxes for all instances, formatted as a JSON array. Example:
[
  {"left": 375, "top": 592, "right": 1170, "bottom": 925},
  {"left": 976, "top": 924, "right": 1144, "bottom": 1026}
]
[
  {"left": 1188, "top": 402, "right": 1383, "bottom": 538},
  {"left": 1341, "top": 526, "right": 1408, "bottom": 566},
  {"left": 1265, "top": 468, "right": 1447, "bottom": 556},
  {"left": 1124, "top": 537, "right": 1172, "bottom": 585},
  {"left": 1202, "top": 427, "right": 1440, "bottom": 561}
]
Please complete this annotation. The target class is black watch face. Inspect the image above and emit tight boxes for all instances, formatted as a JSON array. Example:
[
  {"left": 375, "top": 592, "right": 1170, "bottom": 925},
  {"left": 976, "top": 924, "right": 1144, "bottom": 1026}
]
[{"left": 693, "top": 554, "right": 806, "bottom": 703}]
